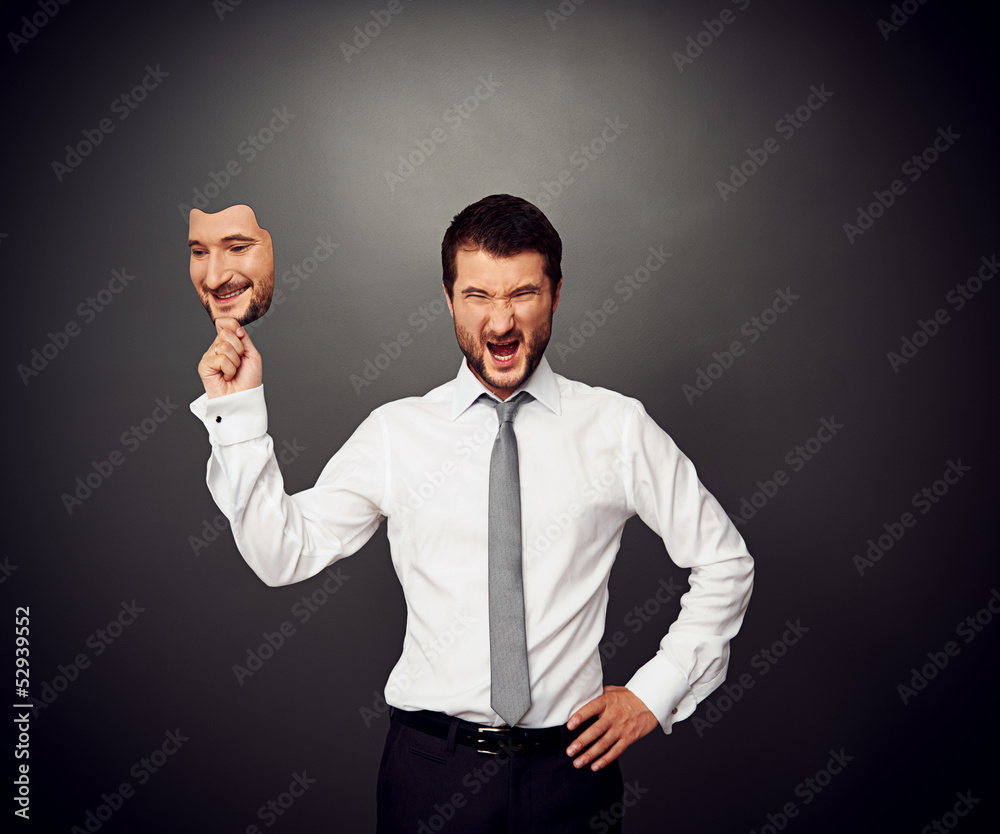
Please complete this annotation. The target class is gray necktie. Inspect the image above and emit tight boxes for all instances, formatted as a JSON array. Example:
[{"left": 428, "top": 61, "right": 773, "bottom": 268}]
[{"left": 487, "top": 392, "right": 532, "bottom": 726}]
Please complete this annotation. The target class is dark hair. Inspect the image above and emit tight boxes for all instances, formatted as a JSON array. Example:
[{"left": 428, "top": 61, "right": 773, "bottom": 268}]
[{"left": 441, "top": 194, "right": 562, "bottom": 298}]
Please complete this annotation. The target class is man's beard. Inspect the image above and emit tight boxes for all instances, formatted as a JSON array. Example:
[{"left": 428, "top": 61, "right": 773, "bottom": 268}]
[
  {"left": 199, "top": 274, "right": 273, "bottom": 326},
  {"left": 454, "top": 311, "right": 553, "bottom": 393}
]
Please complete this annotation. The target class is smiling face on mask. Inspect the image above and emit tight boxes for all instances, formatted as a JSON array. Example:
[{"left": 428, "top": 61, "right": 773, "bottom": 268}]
[{"left": 188, "top": 205, "right": 274, "bottom": 326}]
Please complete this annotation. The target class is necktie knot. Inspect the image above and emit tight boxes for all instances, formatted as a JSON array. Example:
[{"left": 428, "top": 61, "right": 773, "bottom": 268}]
[{"left": 493, "top": 391, "right": 531, "bottom": 425}]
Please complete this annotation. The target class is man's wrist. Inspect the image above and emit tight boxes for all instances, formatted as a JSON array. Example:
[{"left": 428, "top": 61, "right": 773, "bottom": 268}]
[{"left": 625, "top": 655, "right": 696, "bottom": 733}]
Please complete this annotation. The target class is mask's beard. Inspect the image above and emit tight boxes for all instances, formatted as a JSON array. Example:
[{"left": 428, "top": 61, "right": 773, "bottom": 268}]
[
  {"left": 234, "top": 289, "right": 268, "bottom": 327},
  {"left": 199, "top": 270, "right": 274, "bottom": 326}
]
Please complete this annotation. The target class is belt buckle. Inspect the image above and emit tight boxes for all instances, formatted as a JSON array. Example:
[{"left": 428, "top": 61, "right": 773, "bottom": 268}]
[
  {"left": 475, "top": 724, "right": 513, "bottom": 756},
  {"left": 476, "top": 724, "right": 526, "bottom": 756}
]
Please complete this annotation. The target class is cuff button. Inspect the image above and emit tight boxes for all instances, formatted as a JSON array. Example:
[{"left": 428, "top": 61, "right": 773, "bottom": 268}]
[{"left": 216, "top": 416, "right": 222, "bottom": 423}]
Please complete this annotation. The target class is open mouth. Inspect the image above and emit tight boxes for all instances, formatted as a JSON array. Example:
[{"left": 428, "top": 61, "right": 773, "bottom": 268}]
[
  {"left": 213, "top": 286, "right": 249, "bottom": 305},
  {"left": 487, "top": 340, "right": 520, "bottom": 365}
]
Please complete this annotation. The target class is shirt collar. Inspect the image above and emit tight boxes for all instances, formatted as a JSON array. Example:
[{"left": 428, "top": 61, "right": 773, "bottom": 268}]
[{"left": 450, "top": 355, "right": 561, "bottom": 419}]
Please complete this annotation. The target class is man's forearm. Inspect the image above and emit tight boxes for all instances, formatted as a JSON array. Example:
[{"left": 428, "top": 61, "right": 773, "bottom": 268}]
[{"left": 191, "top": 385, "right": 385, "bottom": 586}]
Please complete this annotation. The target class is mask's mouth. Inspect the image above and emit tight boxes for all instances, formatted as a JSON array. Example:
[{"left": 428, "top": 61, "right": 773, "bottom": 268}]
[
  {"left": 213, "top": 285, "right": 250, "bottom": 304},
  {"left": 487, "top": 340, "right": 519, "bottom": 364}
]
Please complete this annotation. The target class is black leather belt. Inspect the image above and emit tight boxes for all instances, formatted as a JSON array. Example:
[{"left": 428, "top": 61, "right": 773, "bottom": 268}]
[{"left": 391, "top": 708, "right": 591, "bottom": 757}]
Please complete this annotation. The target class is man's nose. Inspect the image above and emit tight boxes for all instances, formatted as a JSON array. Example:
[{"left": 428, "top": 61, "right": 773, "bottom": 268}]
[
  {"left": 487, "top": 299, "right": 515, "bottom": 334},
  {"left": 205, "top": 254, "right": 230, "bottom": 289}
]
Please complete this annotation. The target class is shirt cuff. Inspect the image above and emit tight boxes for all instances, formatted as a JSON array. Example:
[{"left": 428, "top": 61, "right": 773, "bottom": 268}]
[
  {"left": 189, "top": 385, "right": 268, "bottom": 445},
  {"left": 626, "top": 653, "right": 698, "bottom": 735}
]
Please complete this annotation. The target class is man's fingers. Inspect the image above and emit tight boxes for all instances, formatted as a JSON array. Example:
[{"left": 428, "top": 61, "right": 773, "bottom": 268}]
[
  {"left": 217, "top": 353, "right": 240, "bottom": 381},
  {"left": 214, "top": 338, "right": 243, "bottom": 367},
  {"left": 219, "top": 319, "right": 260, "bottom": 363},
  {"left": 587, "top": 738, "right": 630, "bottom": 771},
  {"left": 566, "top": 718, "right": 609, "bottom": 757},
  {"left": 571, "top": 726, "right": 619, "bottom": 770},
  {"left": 214, "top": 315, "right": 245, "bottom": 338},
  {"left": 566, "top": 695, "right": 604, "bottom": 730},
  {"left": 199, "top": 341, "right": 241, "bottom": 383},
  {"left": 568, "top": 723, "right": 610, "bottom": 760},
  {"left": 215, "top": 328, "right": 246, "bottom": 357},
  {"left": 200, "top": 349, "right": 237, "bottom": 381},
  {"left": 217, "top": 355, "right": 239, "bottom": 381}
]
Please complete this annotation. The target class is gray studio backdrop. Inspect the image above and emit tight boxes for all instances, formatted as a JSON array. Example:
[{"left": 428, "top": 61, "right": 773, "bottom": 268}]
[{"left": 4, "top": 0, "right": 998, "bottom": 831}]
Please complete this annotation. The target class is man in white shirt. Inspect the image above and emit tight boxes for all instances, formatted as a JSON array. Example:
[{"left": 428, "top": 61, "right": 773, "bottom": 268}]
[{"left": 191, "top": 194, "right": 753, "bottom": 832}]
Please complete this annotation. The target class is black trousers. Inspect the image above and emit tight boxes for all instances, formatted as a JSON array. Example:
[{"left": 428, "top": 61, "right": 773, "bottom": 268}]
[{"left": 376, "top": 710, "right": 625, "bottom": 834}]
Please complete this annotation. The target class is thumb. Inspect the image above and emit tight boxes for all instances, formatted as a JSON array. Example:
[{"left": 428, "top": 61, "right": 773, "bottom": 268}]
[
  {"left": 236, "top": 323, "right": 260, "bottom": 360},
  {"left": 214, "top": 315, "right": 244, "bottom": 339},
  {"left": 215, "top": 316, "right": 260, "bottom": 357}
]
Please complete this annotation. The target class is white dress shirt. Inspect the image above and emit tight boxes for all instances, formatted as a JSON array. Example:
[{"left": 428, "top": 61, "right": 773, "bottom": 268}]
[{"left": 190, "top": 357, "right": 753, "bottom": 732}]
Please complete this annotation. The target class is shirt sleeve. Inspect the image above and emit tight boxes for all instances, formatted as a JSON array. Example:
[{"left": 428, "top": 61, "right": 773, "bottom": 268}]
[
  {"left": 620, "top": 401, "right": 754, "bottom": 734},
  {"left": 189, "top": 385, "right": 386, "bottom": 586}
]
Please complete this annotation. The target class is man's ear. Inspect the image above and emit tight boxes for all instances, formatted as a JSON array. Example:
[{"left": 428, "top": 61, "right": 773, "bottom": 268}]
[
  {"left": 444, "top": 283, "right": 454, "bottom": 318},
  {"left": 551, "top": 277, "right": 563, "bottom": 314}
]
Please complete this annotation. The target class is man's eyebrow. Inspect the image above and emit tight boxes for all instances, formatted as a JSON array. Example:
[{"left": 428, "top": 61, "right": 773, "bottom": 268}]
[{"left": 187, "top": 234, "right": 257, "bottom": 247}]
